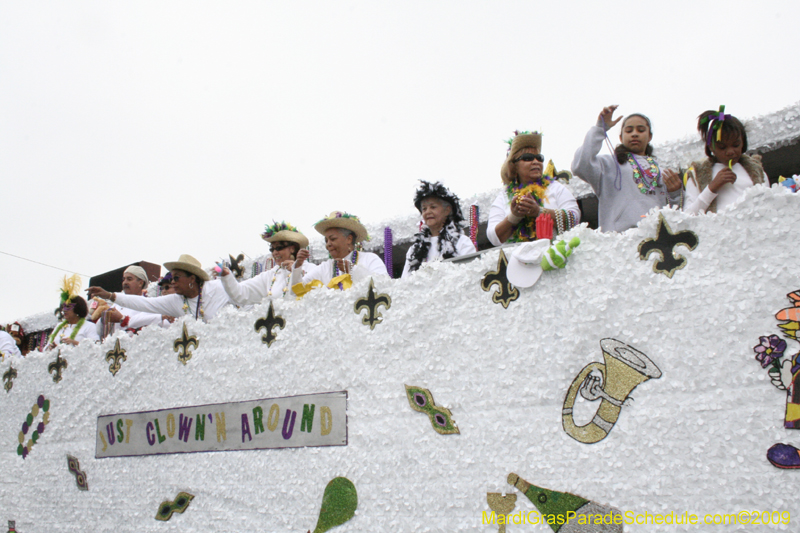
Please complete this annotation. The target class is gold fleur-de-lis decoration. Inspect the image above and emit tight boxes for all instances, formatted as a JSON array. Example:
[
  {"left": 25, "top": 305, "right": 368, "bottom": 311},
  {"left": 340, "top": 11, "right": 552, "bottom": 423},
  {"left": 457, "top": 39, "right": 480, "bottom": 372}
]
[
  {"left": 105, "top": 339, "right": 127, "bottom": 376},
  {"left": 3, "top": 365, "right": 18, "bottom": 393},
  {"left": 638, "top": 214, "right": 699, "bottom": 278},
  {"left": 254, "top": 301, "right": 286, "bottom": 347},
  {"left": 173, "top": 323, "right": 199, "bottom": 365},
  {"left": 353, "top": 279, "right": 392, "bottom": 330},
  {"left": 48, "top": 350, "right": 68, "bottom": 383},
  {"left": 481, "top": 249, "right": 519, "bottom": 308}
]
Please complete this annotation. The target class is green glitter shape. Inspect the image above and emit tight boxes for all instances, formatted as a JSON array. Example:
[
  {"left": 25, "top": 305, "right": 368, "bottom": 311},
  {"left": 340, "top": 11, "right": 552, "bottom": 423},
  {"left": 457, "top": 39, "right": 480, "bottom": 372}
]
[
  {"left": 312, "top": 477, "right": 358, "bottom": 533},
  {"left": 405, "top": 385, "right": 459, "bottom": 435},
  {"left": 508, "top": 473, "right": 589, "bottom": 533}
]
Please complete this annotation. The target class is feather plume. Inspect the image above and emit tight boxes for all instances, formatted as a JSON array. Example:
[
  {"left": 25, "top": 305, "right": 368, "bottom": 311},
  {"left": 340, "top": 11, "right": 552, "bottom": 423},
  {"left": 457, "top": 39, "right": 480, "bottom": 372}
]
[{"left": 60, "top": 274, "right": 82, "bottom": 304}]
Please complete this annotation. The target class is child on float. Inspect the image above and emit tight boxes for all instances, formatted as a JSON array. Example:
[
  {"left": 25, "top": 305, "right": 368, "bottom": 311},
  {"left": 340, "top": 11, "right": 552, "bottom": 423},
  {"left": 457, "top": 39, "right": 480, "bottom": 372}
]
[
  {"left": 571, "top": 105, "right": 683, "bottom": 232},
  {"left": 683, "top": 108, "right": 766, "bottom": 214}
]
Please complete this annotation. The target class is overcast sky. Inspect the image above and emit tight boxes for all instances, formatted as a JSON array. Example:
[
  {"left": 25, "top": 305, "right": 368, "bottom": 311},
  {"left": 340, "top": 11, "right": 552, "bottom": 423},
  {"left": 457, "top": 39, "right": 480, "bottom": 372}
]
[{"left": 2, "top": 1, "right": 798, "bottom": 324}]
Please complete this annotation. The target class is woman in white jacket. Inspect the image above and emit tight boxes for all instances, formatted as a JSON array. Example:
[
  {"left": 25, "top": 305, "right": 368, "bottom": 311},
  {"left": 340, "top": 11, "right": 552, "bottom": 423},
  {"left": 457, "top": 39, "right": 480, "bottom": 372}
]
[
  {"left": 402, "top": 180, "right": 476, "bottom": 278},
  {"left": 292, "top": 211, "right": 388, "bottom": 294},
  {"left": 220, "top": 222, "right": 309, "bottom": 304},
  {"left": 487, "top": 130, "right": 581, "bottom": 246}
]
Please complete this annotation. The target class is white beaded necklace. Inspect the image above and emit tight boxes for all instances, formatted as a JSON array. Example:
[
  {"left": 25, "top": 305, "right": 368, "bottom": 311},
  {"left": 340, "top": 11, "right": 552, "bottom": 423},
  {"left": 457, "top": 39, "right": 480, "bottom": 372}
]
[{"left": 267, "top": 266, "right": 291, "bottom": 297}]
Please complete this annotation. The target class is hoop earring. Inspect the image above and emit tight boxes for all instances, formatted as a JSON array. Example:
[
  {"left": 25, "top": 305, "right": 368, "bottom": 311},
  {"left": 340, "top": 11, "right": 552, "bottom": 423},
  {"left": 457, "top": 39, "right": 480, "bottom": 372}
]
[{"left": 189, "top": 283, "right": 193, "bottom": 289}]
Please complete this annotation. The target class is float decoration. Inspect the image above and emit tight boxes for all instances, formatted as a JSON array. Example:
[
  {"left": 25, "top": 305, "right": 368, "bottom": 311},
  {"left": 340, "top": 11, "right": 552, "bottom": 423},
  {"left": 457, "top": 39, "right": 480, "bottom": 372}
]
[
  {"left": 638, "top": 214, "right": 698, "bottom": 278},
  {"left": 755, "top": 289, "right": 800, "bottom": 468},
  {"left": 486, "top": 492, "right": 516, "bottom": 533},
  {"left": 47, "top": 350, "right": 67, "bottom": 383},
  {"left": 105, "top": 339, "right": 127, "bottom": 377},
  {"left": 17, "top": 394, "right": 50, "bottom": 459},
  {"left": 562, "top": 338, "right": 662, "bottom": 444},
  {"left": 254, "top": 301, "right": 286, "bottom": 347},
  {"left": 173, "top": 323, "right": 199, "bottom": 365},
  {"left": 767, "top": 443, "right": 800, "bottom": 469},
  {"left": 353, "top": 279, "right": 391, "bottom": 330},
  {"left": 776, "top": 290, "right": 800, "bottom": 341},
  {"left": 155, "top": 491, "right": 194, "bottom": 521},
  {"left": 3, "top": 365, "right": 17, "bottom": 393},
  {"left": 508, "top": 472, "right": 623, "bottom": 532},
  {"left": 67, "top": 455, "right": 89, "bottom": 491},
  {"left": 405, "top": 385, "right": 459, "bottom": 435},
  {"left": 309, "top": 477, "right": 358, "bottom": 533},
  {"left": 480, "top": 250, "right": 519, "bottom": 309}
]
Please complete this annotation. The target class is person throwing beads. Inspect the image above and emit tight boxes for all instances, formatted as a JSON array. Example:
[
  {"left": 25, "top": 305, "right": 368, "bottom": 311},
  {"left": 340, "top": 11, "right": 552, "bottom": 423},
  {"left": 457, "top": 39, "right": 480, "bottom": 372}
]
[
  {"left": 88, "top": 255, "right": 233, "bottom": 323},
  {"left": 571, "top": 105, "right": 683, "bottom": 232},
  {"left": 219, "top": 221, "right": 310, "bottom": 304},
  {"left": 683, "top": 106, "right": 767, "bottom": 214},
  {"left": 487, "top": 130, "right": 581, "bottom": 246}
]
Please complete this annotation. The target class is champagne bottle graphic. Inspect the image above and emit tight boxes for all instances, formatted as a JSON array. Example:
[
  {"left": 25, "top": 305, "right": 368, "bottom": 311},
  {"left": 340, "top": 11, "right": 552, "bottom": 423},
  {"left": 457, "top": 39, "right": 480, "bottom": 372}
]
[{"left": 508, "top": 473, "right": 622, "bottom": 532}]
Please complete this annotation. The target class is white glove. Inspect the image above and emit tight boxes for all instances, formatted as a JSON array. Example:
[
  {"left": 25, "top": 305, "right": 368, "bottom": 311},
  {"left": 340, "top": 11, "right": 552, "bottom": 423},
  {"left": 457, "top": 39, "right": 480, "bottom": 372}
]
[{"left": 769, "top": 359, "right": 793, "bottom": 391}]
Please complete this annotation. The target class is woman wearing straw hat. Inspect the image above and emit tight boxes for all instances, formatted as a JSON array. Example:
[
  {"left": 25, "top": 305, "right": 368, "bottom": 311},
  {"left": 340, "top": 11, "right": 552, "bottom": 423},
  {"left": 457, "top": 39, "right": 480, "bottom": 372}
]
[
  {"left": 219, "top": 221, "right": 310, "bottom": 304},
  {"left": 487, "top": 131, "right": 581, "bottom": 246},
  {"left": 291, "top": 211, "right": 389, "bottom": 294},
  {"left": 402, "top": 180, "right": 476, "bottom": 278},
  {"left": 88, "top": 254, "right": 233, "bottom": 322}
]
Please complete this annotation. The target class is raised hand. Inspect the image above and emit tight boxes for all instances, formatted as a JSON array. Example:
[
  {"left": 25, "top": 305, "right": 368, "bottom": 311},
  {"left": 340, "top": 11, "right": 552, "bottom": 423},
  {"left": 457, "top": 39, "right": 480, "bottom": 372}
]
[
  {"left": 86, "top": 287, "right": 111, "bottom": 300},
  {"left": 294, "top": 249, "right": 310, "bottom": 268},
  {"left": 598, "top": 105, "right": 623, "bottom": 130}
]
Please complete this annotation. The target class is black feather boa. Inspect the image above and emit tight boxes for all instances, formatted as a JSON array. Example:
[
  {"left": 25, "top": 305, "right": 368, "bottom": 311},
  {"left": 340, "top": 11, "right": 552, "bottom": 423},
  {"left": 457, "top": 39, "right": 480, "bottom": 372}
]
[{"left": 406, "top": 220, "right": 464, "bottom": 273}]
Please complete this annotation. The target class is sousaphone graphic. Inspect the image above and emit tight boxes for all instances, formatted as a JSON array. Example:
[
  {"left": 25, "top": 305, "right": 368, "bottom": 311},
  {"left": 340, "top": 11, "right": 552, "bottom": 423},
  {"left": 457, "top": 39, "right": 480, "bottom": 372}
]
[{"left": 562, "top": 338, "right": 662, "bottom": 444}]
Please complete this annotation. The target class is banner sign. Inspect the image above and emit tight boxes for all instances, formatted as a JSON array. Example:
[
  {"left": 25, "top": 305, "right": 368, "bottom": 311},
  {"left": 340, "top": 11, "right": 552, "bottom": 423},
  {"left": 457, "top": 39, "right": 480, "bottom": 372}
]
[{"left": 96, "top": 391, "right": 347, "bottom": 458}]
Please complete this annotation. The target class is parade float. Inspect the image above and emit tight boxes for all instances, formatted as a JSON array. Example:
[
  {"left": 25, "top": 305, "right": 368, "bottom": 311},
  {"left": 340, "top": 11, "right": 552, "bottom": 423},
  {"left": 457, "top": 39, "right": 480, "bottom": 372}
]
[{"left": 2, "top": 104, "right": 800, "bottom": 532}]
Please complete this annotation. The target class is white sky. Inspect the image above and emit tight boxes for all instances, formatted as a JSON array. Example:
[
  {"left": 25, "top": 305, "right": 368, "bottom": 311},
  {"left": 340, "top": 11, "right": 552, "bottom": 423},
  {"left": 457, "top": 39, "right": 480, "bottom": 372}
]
[{"left": 2, "top": 1, "right": 799, "bottom": 324}]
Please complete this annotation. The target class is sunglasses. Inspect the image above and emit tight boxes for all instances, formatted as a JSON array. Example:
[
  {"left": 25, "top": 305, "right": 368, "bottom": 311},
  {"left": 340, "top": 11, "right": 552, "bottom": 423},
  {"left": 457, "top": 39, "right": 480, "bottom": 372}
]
[
  {"left": 270, "top": 243, "right": 290, "bottom": 253},
  {"left": 513, "top": 153, "right": 544, "bottom": 163}
]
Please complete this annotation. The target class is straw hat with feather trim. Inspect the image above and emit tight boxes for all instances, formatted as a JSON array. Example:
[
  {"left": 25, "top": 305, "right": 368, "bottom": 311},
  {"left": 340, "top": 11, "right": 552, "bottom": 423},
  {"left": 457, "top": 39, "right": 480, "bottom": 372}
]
[
  {"left": 163, "top": 254, "right": 210, "bottom": 282},
  {"left": 314, "top": 211, "right": 369, "bottom": 243},
  {"left": 500, "top": 130, "right": 542, "bottom": 184},
  {"left": 261, "top": 221, "right": 309, "bottom": 248}
]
